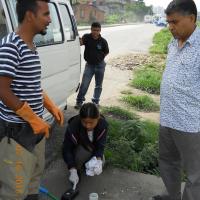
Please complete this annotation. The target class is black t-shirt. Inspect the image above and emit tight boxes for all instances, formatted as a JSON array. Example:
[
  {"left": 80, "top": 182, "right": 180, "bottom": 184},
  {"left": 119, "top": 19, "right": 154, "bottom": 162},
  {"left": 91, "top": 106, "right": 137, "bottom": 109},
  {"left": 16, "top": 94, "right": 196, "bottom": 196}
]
[{"left": 82, "top": 33, "right": 109, "bottom": 65}]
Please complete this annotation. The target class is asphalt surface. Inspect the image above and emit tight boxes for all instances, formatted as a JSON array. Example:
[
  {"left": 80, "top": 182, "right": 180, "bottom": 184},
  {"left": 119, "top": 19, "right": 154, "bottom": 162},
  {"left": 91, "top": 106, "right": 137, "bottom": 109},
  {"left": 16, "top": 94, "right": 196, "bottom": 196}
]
[{"left": 40, "top": 158, "right": 166, "bottom": 200}]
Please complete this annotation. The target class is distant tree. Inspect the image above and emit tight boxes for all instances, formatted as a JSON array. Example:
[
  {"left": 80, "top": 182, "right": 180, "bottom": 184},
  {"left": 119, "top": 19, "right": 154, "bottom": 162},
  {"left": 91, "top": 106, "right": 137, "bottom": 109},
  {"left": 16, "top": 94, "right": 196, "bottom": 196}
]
[{"left": 125, "top": 1, "right": 153, "bottom": 21}]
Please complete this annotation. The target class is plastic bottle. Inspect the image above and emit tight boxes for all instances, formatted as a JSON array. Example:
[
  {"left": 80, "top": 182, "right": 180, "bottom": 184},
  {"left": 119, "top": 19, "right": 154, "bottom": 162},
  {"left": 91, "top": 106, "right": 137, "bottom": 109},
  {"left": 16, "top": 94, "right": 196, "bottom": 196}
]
[{"left": 89, "top": 192, "right": 99, "bottom": 200}]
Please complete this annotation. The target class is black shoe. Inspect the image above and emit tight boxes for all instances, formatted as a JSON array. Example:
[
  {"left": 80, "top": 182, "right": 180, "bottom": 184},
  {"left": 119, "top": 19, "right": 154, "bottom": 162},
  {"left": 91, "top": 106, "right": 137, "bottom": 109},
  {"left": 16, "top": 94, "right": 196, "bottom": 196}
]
[
  {"left": 150, "top": 195, "right": 171, "bottom": 200},
  {"left": 74, "top": 103, "right": 82, "bottom": 109},
  {"left": 24, "top": 194, "right": 39, "bottom": 200},
  {"left": 151, "top": 196, "right": 163, "bottom": 200}
]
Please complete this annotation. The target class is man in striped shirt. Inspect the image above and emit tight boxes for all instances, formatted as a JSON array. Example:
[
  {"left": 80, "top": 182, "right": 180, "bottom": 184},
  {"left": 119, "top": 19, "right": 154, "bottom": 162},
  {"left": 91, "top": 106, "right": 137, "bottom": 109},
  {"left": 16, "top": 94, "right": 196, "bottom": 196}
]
[{"left": 0, "top": 1, "right": 64, "bottom": 200}]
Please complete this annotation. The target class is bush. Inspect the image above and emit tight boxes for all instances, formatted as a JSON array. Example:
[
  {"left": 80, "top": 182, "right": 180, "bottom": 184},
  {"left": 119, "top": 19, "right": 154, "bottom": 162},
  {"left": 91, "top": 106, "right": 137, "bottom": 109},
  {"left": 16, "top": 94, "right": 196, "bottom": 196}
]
[
  {"left": 122, "top": 95, "right": 160, "bottom": 112},
  {"left": 105, "top": 14, "right": 121, "bottom": 24},
  {"left": 104, "top": 117, "right": 159, "bottom": 175},
  {"left": 142, "top": 120, "right": 159, "bottom": 143},
  {"left": 149, "top": 28, "right": 172, "bottom": 54},
  {"left": 132, "top": 66, "right": 162, "bottom": 94}
]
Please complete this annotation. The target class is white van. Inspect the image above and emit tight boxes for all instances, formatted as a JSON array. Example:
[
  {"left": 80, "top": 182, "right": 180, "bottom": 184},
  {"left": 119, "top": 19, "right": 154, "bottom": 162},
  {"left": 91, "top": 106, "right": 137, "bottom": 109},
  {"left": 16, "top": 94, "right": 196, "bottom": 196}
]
[{"left": 0, "top": 0, "right": 81, "bottom": 121}]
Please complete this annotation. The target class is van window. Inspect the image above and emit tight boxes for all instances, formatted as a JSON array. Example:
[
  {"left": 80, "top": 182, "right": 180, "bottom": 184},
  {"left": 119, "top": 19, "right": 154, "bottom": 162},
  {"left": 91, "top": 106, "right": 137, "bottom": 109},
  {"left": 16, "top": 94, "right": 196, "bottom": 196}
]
[
  {"left": 0, "top": 1, "right": 9, "bottom": 40},
  {"left": 5, "top": 0, "right": 63, "bottom": 46},
  {"left": 59, "top": 4, "right": 75, "bottom": 41}
]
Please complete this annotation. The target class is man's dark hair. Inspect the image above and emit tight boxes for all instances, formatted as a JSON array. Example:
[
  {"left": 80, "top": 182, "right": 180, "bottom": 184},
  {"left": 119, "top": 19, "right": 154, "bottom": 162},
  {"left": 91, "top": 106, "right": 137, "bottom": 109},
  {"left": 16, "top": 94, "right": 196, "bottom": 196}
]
[
  {"left": 80, "top": 102, "right": 100, "bottom": 119},
  {"left": 91, "top": 22, "right": 101, "bottom": 29},
  {"left": 165, "top": 0, "right": 197, "bottom": 21},
  {"left": 16, "top": 0, "right": 49, "bottom": 23}
]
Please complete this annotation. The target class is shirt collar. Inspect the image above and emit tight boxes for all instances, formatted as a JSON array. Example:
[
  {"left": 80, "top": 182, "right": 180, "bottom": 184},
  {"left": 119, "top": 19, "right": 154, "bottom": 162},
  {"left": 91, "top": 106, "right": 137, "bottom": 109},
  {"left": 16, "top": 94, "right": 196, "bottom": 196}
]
[
  {"left": 171, "top": 26, "right": 200, "bottom": 48},
  {"left": 186, "top": 26, "right": 199, "bottom": 45}
]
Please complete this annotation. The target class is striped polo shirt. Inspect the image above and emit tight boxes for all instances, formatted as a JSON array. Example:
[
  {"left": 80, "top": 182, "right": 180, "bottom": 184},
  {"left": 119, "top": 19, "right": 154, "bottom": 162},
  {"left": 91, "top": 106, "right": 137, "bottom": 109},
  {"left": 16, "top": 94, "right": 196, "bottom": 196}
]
[{"left": 0, "top": 32, "right": 44, "bottom": 123}]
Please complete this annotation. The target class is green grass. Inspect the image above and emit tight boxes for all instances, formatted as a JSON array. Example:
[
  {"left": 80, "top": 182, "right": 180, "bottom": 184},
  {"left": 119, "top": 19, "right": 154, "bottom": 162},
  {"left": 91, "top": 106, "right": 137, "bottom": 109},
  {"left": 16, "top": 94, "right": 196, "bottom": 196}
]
[
  {"left": 101, "top": 106, "right": 139, "bottom": 120},
  {"left": 131, "top": 65, "right": 162, "bottom": 94},
  {"left": 122, "top": 95, "right": 159, "bottom": 112},
  {"left": 104, "top": 117, "right": 159, "bottom": 174},
  {"left": 149, "top": 28, "right": 172, "bottom": 54},
  {"left": 142, "top": 120, "right": 159, "bottom": 143}
]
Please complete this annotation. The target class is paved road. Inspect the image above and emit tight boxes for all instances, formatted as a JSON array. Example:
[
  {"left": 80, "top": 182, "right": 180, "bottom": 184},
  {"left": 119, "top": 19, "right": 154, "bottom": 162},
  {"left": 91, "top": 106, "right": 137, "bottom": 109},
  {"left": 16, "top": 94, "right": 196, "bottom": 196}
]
[
  {"left": 79, "top": 23, "right": 161, "bottom": 58},
  {"left": 41, "top": 24, "right": 165, "bottom": 200},
  {"left": 68, "top": 23, "right": 161, "bottom": 107}
]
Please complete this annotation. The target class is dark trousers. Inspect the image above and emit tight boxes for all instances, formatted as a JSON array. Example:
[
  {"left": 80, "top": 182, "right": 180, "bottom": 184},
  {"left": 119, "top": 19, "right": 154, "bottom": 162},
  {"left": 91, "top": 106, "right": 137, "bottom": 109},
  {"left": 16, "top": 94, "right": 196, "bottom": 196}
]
[
  {"left": 76, "top": 61, "right": 106, "bottom": 104},
  {"left": 159, "top": 126, "right": 200, "bottom": 200}
]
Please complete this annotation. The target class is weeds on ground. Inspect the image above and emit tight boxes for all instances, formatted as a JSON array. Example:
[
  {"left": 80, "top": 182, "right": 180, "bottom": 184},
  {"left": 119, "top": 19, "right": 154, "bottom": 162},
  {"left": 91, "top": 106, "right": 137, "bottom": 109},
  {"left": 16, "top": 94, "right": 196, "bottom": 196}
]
[
  {"left": 101, "top": 106, "right": 138, "bottom": 121},
  {"left": 121, "top": 95, "right": 160, "bottom": 112},
  {"left": 149, "top": 28, "right": 172, "bottom": 54},
  {"left": 103, "top": 108, "right": 159, "bottom": 175},
  {"left": 131, "top": 65, "right": 162, "bottom": 94}
]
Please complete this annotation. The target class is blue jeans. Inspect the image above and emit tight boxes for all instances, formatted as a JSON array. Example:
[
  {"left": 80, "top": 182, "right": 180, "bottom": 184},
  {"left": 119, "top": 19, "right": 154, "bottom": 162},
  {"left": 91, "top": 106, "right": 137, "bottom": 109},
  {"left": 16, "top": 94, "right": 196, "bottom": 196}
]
[{"left": 76, "top": 61, "right": 106, "bottom": 104}]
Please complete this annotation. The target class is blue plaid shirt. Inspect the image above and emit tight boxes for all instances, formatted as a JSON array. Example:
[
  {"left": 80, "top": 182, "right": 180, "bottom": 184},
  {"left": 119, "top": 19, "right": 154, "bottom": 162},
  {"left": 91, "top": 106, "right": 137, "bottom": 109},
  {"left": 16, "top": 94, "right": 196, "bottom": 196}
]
[{"left": 160, "top": 27, "right": 200, "bottom": 133}]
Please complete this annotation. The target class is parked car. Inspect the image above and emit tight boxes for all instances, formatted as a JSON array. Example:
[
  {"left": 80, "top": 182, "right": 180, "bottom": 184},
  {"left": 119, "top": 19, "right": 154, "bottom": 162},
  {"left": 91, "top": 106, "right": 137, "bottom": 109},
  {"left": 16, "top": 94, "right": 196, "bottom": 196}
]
[
  {"left": 0, "top": 0, "right": 81, "bottom": 122},
  {"left": 156, "top": 17, "right": 167, "bottom": 27}
]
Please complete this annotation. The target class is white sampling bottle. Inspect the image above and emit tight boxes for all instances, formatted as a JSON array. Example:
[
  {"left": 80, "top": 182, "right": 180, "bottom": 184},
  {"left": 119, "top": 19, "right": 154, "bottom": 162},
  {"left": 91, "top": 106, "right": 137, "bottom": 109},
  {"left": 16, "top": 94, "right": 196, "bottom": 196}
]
[{"left": 89, "top": 193, "right": 99, "bottom": 200}]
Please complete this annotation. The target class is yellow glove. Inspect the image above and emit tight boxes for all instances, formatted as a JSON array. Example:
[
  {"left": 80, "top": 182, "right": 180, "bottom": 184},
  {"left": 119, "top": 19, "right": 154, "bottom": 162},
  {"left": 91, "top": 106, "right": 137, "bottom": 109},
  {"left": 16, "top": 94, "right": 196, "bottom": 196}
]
[
  {"left": 16, "top": 102, "right": 50, "bottom": 138},
  {"left": 43, "top": 92, "right": 64, "bottom": 126}
]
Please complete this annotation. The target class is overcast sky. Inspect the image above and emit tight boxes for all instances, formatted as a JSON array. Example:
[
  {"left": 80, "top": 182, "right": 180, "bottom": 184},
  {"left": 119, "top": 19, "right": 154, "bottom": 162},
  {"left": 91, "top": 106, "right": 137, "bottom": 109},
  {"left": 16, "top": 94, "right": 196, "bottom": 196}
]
[{"left": 144, "top": 0, "right": 200, "bottom": 11}]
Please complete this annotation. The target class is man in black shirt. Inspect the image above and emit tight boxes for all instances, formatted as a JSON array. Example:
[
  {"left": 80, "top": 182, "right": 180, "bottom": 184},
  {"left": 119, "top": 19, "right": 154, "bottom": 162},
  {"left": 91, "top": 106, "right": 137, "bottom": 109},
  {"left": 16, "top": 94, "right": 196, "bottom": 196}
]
[{"left": 75, "top": 22, "right": 109, "bottom": 109}]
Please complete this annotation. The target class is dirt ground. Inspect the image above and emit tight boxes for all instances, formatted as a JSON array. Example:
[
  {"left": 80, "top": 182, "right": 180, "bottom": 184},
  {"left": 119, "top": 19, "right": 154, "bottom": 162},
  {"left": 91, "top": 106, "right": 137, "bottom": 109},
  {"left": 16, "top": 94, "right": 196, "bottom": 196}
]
[{"left": 68, "top": 53, "right": 162, "bottom": 123}]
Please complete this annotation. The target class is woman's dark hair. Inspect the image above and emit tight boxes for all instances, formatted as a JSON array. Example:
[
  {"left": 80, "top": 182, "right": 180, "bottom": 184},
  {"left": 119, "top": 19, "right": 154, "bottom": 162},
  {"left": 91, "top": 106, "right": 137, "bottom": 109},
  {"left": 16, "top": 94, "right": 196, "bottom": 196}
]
[
  {"left": 80, "top": 102, "right": 100, "bottom": 119},
  {"left": 165, "top": 0, "right": 197, "bottom": 22},
  {"left": 16, "top": 0, "right": 49, "bottom": 23},
  {"left": 91, "top": 22, "right": 101, "bottom": 29}
]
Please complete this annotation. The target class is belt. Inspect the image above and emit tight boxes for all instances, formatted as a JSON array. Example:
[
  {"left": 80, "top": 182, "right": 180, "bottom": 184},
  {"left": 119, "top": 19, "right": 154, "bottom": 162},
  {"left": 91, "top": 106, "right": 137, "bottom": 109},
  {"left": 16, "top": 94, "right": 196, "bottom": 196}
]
[{"left": 0, "top": 119, "right": 43, "bottom": 152}]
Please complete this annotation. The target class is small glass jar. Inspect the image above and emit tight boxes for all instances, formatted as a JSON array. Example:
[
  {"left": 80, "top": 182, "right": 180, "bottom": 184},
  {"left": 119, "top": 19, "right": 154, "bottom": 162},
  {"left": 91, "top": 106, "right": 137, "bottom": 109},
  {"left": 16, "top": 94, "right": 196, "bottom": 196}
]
[{"left": 89, "top": 192, "right": 99, "bottom": 200}]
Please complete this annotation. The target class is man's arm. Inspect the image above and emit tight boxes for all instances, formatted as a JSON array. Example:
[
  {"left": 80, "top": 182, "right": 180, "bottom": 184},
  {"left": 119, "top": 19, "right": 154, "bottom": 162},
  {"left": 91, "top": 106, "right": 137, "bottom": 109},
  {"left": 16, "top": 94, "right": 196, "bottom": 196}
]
[
  {"left": 43, "top": 92, "right": 64, "bottom": 125},
  {"left": 0, "top": 76, "right": 50, "bottom": 137},
  {"left": 79, "top": 34, "right": 87, "bottom": 46},
  {"left": 0, "top": 76, "right": 23, "bottom": 111},
  {"left": 79, "top": 37, "right": 84, "bottom": 46},
  {"left": 103, "top": 39, "right": 109, "bottom": 57}
]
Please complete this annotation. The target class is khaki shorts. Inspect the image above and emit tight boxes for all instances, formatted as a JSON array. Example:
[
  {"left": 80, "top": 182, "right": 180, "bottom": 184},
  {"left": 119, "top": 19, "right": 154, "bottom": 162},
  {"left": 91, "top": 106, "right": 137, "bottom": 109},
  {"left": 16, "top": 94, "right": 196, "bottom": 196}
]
[{"left": 0, "top": 119, "right": 45, "bottom": 200}]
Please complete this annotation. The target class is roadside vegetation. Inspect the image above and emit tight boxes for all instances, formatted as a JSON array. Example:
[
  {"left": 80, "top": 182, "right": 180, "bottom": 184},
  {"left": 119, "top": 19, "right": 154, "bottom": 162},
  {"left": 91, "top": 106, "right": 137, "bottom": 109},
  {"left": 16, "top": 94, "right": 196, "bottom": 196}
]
[
  {"left": 102, "top": 27, "right": 172, "bottom": 175},
  {"left": 131, "top": 64, "right": 163, "bottom": 94},
  {"left": 122, "top": 95, "right": 159, "bottom": 112},
  {"left": 104, "top": 21, "right": 200, "bottom": 176},
  {"left": 101, "top": 106, "right": 139, "bottom": 120},
  {"left": 101, "top": 106, "right": 159, "bottom": 175},
  {"left": 149, "top": 28, "right": 172, "bottom": 54},
  {"left": 105, "top": 1, "right": 152, "bottom": 24}
]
